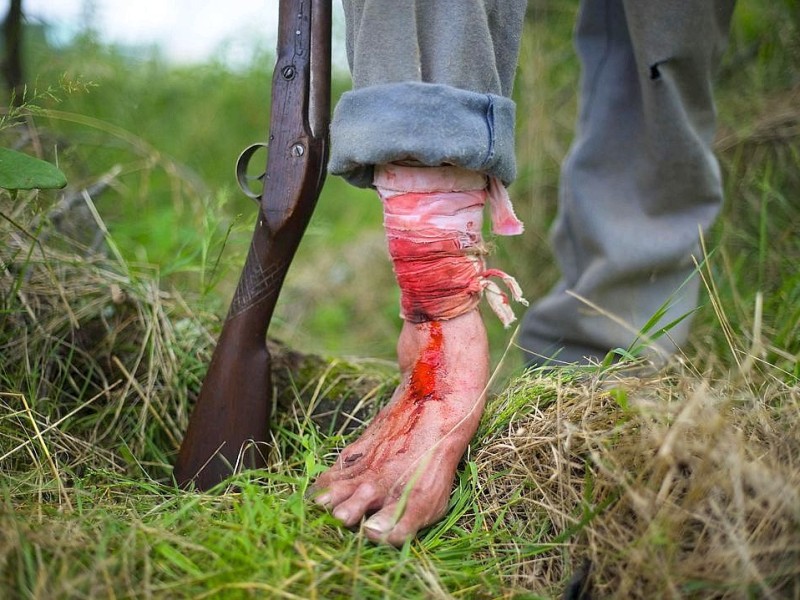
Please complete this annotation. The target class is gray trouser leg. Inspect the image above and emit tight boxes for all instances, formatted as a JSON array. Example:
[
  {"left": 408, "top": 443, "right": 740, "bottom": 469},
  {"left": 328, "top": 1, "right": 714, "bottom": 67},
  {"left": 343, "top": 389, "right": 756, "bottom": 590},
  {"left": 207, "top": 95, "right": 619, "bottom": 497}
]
[
  {"left": 330, "top": 0, "right": 527, "bottom": 188},
  {"left": 520, "top": 0, "right": 735, "bottom": 366}
]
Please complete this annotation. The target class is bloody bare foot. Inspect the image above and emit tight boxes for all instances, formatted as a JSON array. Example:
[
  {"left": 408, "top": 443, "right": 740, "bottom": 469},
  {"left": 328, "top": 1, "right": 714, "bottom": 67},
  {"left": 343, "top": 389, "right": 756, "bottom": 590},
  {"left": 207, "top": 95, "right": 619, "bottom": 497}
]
[{"left": 309, "top": 309, "right": 489, "bottom": 546}]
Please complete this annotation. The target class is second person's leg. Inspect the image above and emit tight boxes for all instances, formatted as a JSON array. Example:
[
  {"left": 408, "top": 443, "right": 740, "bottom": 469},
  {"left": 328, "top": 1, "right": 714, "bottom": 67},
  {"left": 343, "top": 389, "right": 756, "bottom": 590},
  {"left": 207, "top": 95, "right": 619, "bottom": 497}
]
[{"left": 520, "top": 0, "right": 735, "bottom": 366}]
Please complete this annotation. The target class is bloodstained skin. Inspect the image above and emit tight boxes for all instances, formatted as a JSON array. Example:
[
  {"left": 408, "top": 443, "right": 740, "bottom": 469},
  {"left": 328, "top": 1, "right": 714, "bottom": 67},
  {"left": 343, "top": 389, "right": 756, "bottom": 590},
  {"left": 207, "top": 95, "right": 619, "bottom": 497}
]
[
  {"left": 343, "top": 321, "right": 445, "bottom": 468},
  {"left": 388, "top": 236, "right": 482, "bottom": 322},
  {"left": 405, "top": 321, "right": 444, "bottom": 410},
  {"left": 383, "top": 189, "right": 485, "bottom": 323}
]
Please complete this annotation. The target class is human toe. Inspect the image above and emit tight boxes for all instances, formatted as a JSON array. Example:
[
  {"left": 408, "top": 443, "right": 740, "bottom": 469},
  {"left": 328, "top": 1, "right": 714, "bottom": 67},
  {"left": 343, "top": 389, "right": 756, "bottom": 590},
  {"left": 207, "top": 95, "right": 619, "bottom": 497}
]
[
  {"left": 331, "top": 481, "right": 385, "bottom": 528},
  {"left": 307, "top": 479, "right": 359, "bottom": 510},
  {"left": 363, "top": 499, "right": 445, "bottom": 547}
]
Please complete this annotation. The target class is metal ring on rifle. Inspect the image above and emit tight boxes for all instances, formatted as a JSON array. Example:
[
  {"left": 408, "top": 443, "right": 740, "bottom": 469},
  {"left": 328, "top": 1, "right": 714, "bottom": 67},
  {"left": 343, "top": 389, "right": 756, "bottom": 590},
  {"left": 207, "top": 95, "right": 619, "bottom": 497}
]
[{"left": 235, "top": 142, "right": 270, "bottom": 202}]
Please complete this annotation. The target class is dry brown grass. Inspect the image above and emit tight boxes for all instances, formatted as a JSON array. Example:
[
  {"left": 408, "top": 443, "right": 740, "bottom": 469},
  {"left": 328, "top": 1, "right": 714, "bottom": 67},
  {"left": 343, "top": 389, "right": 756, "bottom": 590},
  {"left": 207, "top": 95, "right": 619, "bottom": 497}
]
[
  {"left": 474, "top": 366, "right": 800, "bottom": 598},
  {"left": 1, "top": 199, "right": 193, "bottom": 476},
  {"left": 0, "top": 189, "right": 391, "bottom": 481}
]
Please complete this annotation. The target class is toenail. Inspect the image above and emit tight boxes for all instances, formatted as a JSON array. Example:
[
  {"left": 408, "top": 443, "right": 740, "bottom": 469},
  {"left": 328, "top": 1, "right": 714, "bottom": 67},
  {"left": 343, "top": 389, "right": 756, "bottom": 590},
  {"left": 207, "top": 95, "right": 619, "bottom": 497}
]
[
  {"left": 314, "top": 492, "right": 332, "bottom": 506},
  {"left": 364, "top": 515, "right": 392, "bottom": 534},
  {"left": 333, "top": 507, "right": 351, "bottom": 523}
]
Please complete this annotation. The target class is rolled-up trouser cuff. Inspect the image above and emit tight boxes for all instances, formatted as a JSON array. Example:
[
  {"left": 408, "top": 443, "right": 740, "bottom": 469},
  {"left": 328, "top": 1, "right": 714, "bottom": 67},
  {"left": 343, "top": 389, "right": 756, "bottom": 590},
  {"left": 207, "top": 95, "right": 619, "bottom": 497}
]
[{"left": 328, "top": 82, "right": 517, "bottom": 189}]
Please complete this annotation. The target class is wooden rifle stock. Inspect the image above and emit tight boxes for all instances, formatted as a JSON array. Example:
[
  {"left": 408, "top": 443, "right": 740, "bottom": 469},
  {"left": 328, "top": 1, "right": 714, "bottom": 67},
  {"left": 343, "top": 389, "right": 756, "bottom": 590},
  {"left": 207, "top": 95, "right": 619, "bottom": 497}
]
[{"left": 174, "top": 0, "right": 331, "bottom": 490}]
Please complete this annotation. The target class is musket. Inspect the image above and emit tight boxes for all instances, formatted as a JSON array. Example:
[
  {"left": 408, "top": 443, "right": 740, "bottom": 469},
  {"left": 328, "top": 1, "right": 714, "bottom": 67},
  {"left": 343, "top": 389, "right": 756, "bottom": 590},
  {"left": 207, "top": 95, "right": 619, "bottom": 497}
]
[{"left": 174, "top": 0, "right": 331, "bottom": 490}]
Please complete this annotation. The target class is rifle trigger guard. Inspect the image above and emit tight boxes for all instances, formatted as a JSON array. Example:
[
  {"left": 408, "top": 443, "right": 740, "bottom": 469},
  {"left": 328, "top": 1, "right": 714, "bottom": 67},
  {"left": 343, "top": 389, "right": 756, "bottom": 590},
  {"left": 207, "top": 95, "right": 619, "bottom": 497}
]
[{"left": 236, "top": 142, "right": 270, "bottom": 202}]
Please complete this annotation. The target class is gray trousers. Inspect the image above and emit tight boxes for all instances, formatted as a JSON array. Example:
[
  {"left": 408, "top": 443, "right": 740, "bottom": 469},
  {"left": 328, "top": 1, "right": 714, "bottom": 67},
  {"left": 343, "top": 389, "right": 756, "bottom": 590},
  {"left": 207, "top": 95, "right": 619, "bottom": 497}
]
[
  {"left": 330, "top": 0, "right": 527, "bottom": 187},
  {"left": 331, "top": 0, "right": 735, "bottom": 365}
]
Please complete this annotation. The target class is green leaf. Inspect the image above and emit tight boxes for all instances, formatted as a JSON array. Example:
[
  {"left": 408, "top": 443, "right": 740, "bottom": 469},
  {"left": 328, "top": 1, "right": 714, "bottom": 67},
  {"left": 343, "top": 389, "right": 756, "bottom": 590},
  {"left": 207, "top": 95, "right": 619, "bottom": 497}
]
[
  {"left": 0, "top": 147, "right": 67, "bottom": 190},
  {"left": 607, "top": 387, "right": 629, "bottom": 411}
]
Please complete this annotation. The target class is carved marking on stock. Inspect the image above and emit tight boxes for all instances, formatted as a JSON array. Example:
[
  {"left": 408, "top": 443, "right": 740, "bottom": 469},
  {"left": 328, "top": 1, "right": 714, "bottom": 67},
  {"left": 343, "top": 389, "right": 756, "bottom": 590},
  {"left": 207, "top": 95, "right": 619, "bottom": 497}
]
[{"left": 228, "top": 245, "right": 290, "bottom": 318}]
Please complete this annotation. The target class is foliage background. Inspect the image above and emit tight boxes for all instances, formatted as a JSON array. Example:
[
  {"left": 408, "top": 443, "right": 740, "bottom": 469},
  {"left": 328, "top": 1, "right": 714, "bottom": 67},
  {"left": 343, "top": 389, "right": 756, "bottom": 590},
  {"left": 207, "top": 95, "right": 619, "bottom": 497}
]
[{"left": 14, "top": 0, "right": 800, "bottom": 371}]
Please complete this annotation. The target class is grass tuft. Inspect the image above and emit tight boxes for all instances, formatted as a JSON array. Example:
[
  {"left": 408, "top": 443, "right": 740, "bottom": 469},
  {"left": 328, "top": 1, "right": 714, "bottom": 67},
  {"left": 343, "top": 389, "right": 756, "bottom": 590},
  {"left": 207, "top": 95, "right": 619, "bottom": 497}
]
[{"left": 473, "top": 367, "right": 800, "bottom": 597}]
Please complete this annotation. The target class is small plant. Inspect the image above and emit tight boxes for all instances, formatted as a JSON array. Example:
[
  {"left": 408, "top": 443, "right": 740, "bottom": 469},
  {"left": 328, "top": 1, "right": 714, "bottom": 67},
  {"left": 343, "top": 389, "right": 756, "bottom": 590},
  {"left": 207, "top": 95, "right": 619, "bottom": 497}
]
[{"left": 0, "top": 146, "right": 66, "bottom": 191}]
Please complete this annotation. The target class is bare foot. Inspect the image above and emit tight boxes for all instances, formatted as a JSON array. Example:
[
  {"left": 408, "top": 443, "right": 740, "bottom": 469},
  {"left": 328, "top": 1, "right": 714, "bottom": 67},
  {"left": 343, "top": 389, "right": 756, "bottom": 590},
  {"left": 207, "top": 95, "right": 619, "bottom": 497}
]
[{"left": 309, "top": 310, "right": 489, "bottom": 546}]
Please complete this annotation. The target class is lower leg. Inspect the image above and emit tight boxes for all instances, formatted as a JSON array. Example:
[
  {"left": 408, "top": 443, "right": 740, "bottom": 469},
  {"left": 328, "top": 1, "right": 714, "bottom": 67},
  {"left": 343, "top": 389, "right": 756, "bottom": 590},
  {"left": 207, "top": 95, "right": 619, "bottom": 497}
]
[
  {"left": 311, "top": 165, "right": 525, "bottom": 545},
  {"left": 520, "top": 0, "right": 734, "bottom": 366}
]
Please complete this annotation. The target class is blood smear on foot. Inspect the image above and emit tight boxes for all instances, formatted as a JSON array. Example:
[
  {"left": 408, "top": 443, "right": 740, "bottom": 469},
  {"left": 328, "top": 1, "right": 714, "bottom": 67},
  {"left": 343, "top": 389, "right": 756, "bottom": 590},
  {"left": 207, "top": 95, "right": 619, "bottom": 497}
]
[{"left": 356, "top": 322, "right": 446, "bottom": 465}]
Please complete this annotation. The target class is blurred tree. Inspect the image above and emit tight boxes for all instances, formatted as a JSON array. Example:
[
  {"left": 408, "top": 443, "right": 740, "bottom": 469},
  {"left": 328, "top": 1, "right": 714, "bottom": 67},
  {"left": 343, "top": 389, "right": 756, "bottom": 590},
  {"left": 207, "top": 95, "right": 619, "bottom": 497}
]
[{"left": 2, "top": 0, "right": 24, "bottom": 106}]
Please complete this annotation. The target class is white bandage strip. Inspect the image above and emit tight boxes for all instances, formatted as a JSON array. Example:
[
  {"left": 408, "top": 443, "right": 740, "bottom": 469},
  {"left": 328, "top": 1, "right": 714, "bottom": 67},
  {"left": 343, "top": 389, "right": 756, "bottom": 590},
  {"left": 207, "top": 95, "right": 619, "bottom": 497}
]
[
  {"left": 375, "top": 166, "right": 525, "bottom": 236},
  {"left": 375, "top": 165, "right": 528, "bottom": 327}
]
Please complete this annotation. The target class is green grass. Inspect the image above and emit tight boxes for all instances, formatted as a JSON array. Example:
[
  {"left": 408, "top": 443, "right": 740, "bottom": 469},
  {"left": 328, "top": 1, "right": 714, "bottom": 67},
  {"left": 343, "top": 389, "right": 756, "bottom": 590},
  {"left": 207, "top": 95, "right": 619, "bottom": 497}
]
[
  {"left": 1, "top": 0, "right": 799, "bottom": 598},
  {"left": 1, "top": 416, "right": 563, "bottom": 599}
]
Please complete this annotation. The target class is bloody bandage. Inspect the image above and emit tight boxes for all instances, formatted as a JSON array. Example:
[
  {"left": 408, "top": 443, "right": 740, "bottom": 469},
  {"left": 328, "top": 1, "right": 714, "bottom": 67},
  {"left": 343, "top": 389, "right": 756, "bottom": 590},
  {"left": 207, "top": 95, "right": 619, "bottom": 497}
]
[{"left": 374, "top": 165, "right": 528, "bottom": 327}]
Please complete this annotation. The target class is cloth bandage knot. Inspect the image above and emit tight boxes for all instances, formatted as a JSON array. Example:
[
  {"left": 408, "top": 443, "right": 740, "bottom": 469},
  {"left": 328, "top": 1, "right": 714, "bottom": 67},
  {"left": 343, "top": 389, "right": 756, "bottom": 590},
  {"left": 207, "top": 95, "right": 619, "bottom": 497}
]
[{"left": 374, "top": 164, "right": 528, "bottom": 327}]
